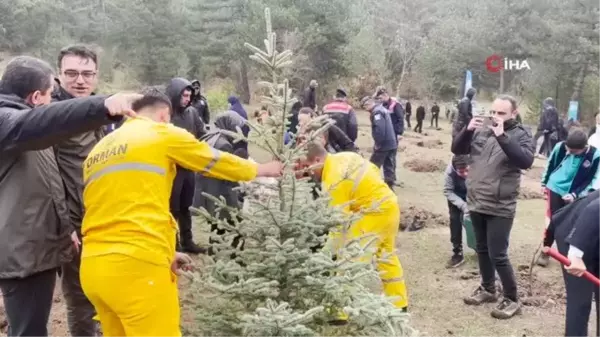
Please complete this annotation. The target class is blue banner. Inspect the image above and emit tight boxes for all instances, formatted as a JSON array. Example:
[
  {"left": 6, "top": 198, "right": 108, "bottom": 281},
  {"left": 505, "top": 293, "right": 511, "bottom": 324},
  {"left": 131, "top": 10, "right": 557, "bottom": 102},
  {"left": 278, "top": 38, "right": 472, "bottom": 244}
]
[
  {"left": 567, "top": 101, "right": 579, "bottom": 121},
  {"left": 464, "top": 70, "right": 472, "bottom": 96}
]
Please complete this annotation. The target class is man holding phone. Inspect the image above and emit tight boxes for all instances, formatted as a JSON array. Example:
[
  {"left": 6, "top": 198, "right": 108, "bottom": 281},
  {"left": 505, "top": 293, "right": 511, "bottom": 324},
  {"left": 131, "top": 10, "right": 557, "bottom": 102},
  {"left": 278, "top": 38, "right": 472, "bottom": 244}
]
[{"left": 452, "top": 95, "right": 535, "bottom": 320}]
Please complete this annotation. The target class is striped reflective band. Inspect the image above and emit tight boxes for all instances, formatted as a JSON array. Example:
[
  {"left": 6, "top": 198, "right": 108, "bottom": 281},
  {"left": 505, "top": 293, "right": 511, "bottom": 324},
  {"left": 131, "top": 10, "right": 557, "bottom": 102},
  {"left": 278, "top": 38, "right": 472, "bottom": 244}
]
[
  {"left": 351, "top": 162, "right": 369, "bottom": 194},
  {"left": 85, "top": 162, "right": 166, "bottom": 185},
  {"left": 200, "top": 147, "right": 220, "bottom": 174},
  {"left": 381, "top": 276, "right": 405, "bottom": 284}
]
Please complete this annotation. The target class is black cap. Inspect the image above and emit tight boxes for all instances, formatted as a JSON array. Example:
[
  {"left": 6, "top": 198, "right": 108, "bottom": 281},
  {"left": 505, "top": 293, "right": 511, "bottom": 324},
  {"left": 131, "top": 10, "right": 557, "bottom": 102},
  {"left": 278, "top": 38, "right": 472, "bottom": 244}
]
[{"left": 336, "top": 88, "right": 347, "bottom": 98}]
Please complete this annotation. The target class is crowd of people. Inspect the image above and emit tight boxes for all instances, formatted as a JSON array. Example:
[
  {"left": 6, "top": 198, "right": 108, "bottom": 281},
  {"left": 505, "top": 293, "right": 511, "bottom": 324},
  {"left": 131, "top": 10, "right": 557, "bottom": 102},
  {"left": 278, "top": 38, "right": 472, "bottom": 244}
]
[{"left": 0, "top": 42, "right": 598, "bottom": 337}]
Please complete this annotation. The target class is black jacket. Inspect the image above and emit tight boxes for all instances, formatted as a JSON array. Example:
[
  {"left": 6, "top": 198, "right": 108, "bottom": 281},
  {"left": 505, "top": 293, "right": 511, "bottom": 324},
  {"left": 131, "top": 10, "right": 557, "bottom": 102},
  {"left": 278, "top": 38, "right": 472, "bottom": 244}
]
[
  {"left": 0, "top": 94, "right": 121, "bottom": 278},
  {"left": 416, "top": 106, "right": 426, "bottom": 121},
  {"left": 539, "top": 98, "right": 559, "bottom": 132},
  {"left": 192, "top": 95, "right": 210, "bottom": 124},
  {"left": 431, "top": 104, "right": 440, "bottom": 116},
  {"left": 326, "top": 124, "right": 358, "bottom": 153},
  {"left": 382, "top": 98, "right": 405, "bottom": 136},
  {"left": 166, "top": 78, "right": 205, "bottom": 140},
  {"left": 452, "top": 119, "right": 535, "bottom": 218},
  {"left": 453, "top": 95, "right": 474, "bottom": 137},
  {"left": 52, "top": 81, "right": 105, "bottom": 230},
  {"left": 303, "top": 87, "right": 316, "bottom": 110},
  {"left": 405, "top": 101, "right": 412, "bottom": 115}
]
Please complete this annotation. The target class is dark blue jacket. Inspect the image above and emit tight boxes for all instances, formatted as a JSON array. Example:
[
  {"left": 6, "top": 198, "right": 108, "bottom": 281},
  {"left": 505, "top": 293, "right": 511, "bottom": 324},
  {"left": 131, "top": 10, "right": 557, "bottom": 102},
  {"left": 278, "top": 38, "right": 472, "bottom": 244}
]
[
  {"left": 542, "top": 142, "right": 600, "bottom": 198},
  {"left": 382, "top": 98, "right": 405, "bottom": 136},
  {"left": 566, "top": 195, "right": 599, "bottom": 275},
  {"left": 370, "top": 104, "right": 397, "bottom": 151}
]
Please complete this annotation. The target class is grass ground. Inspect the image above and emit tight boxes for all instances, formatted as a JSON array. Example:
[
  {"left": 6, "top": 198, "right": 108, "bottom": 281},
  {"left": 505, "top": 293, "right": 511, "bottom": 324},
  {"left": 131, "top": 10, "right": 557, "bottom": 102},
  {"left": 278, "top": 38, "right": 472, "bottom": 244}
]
[{"left": 0, "top": 106, "right": 590, "bottom": 336}]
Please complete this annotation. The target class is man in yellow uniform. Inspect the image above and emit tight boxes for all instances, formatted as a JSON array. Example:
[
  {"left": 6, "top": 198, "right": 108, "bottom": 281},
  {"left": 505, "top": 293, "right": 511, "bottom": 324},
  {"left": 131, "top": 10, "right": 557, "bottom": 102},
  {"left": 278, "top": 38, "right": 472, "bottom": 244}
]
[
  {"left": 298, "top": 142, "right": 408, "bottom": 310},
  {"left": 80, "top": 87, "right": 283, "bottom": 337}
]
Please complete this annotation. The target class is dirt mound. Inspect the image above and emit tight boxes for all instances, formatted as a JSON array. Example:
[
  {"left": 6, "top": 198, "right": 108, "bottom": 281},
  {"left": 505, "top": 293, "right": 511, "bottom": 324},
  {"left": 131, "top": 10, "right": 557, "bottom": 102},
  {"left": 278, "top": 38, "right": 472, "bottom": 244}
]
[
  {"left": 524, "top": 166, "right": 545, "bottom": 181},
  {"left": 413, "top": 139, "right": 444, "bottom": 149},
  {"left": 402, "top": 133, "right": 422, "bottom": 139},
  {"left": 400, "top": 205, "right": 448, "bottom": 230},
  {"left": 516, "top": 264, "right": 565, "bottom": 308},
  {"left": 519, "top": 186, "right": 544, "bottom": 200},
  {"left": 397, "top": 143, "right": 407, "bottom": 153},
  {"left": 403, "top": 158, "right": 446, "bottom": 173}
]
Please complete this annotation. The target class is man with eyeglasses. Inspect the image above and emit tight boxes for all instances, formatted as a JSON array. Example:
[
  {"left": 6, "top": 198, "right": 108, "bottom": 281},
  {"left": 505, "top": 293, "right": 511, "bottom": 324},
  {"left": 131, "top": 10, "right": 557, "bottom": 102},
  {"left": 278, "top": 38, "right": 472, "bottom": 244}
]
[
  {"left": 52, "top": 45, "right": 103, "bottom": 337},
  {"left": 452, "top": 95, "right": 535, "bottom": 319}
]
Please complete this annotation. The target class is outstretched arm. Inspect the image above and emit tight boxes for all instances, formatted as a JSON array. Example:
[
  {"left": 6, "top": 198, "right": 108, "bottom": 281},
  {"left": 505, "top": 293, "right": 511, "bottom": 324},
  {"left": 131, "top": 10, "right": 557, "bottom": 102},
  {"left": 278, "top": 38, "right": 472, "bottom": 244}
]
[{"left": 0, "top": 96, "right": 120, "bottom": 154}]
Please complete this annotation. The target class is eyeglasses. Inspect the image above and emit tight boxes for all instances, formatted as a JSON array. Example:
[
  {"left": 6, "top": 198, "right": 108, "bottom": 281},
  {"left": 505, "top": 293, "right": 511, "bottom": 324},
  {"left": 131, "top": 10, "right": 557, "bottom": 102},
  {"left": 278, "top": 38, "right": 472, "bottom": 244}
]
[{"left": 63, "top": 70, "right": 97, "bottom": 81}]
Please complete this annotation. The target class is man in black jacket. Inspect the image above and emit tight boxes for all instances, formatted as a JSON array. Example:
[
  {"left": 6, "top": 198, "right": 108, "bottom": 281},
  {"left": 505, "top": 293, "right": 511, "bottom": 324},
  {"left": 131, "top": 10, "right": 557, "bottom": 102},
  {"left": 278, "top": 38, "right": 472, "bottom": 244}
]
[
  {"left": 53, "top": 44, "right": 102, "bottom": 337},
  {"left": 303, "top": 79, "right": 318, "bottom": 110},
  {"left": 453, "top": 87, "right": 476, "bottom": 138},
  {"left": 452, "top": 94, "right": 534, "bottom": 320},
  {"left": 0, "top": 55, "right": 139, "bottom": 337},
  {"left": 191, "top": 80, "right": 210, "bottom": 124},
  {"left": 543, "top": 190, "right": 599, "bottom": 337},
  {"left": 376, "top": 87, "right": 405, "bottom": 141},
  {"left": 414, "top": 105, "right": 425, "bottom": 133},
  {"left": 536, "top": 97, "right": 559, "bottom": 157},
  {"left": 166, "top": 77, "right": 206, "bottom": 254},
  {"left": 405, "top": 100, "right": 412, "bottom": 128},
  {"left": 431, "top": 102, "right": 440, "bottom": 128}
]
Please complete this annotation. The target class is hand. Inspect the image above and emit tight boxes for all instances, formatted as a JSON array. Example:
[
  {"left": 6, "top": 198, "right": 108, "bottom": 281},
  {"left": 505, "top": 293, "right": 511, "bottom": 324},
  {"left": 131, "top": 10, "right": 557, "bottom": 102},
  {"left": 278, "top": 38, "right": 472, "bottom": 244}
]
[
  {"left": 565, "top": 256, "right": 587, "bottom": 277},
  {"left": 104, "top": 93, "right": 143, "bottom": 118},
  {"left": 467, "top": 117, "right": 484, "bottom": 131},
  {"left": 171, "top": 252, "right": 194, "bottom": 275},
  {"left": 71, "top": 231, "right": 81, "bottom": 253},
  {"left": 490, "top": 116, "right": 505, "bottom": 136},
  {"left": 541, "top": 246, "right": 550, "bottom": 254},
  {"left": 562, "top": 194, "right": 575, "bottom": 204},
  {"left": 541, "top": 186, "right": 547, "bottom": 198},
  {"left": 257, "top": 161, "right": 284, "bottom": 178}
]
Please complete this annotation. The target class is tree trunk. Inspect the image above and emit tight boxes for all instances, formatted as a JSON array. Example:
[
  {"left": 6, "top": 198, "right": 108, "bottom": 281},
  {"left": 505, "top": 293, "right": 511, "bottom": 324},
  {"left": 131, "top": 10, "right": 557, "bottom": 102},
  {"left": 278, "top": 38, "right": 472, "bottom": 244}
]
[
  {"left": 570, "top": 61, "right": 589, "bottom": 120},
  {"left": 239, "top": 58, "right": 251, "bottom": 104},
  {"left": 395, "top": 62, "right": 407, "bottom": 97}
]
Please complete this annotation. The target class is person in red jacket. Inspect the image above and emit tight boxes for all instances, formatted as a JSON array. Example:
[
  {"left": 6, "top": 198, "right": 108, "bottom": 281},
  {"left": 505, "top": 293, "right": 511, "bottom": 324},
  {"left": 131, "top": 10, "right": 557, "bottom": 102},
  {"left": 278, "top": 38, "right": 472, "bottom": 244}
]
[{"left": 322, "top": 88, "right": 358, "bottom": 142}]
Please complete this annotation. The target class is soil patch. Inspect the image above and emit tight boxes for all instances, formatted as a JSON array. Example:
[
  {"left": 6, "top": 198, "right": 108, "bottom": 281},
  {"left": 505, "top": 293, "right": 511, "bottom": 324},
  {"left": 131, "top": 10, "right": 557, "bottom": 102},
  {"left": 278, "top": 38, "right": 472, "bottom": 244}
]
[
  {"left": 400, "top": 205, "right": 448, "bottom": 230},
  {"left": 403, "top": 158, "right": 446, "bottom": 173},
  {"left": 524, "top": 165, "right": 545, "bottom": 181},
  {"left": 519, "top": 186, "right": 544, "bottom": 200},
  {"left": 413, "top": 139, "right": 444, "bottom": 149},
  {"left": 516, "top": 264, "right": 565, "bottom": 308},
  {"left": 402, "top": 132, "right": 423, "bottom": 139}
]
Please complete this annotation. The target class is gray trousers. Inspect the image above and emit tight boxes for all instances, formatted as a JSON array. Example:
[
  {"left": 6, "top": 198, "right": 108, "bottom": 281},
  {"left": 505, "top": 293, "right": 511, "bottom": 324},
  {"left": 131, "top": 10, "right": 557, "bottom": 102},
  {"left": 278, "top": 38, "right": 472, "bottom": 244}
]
[
  {"left": 0, "top": 268, "right": 56, "bottom": 336},
  {"left": 61, "top": 229, "right": 98, "bottom": 336}
]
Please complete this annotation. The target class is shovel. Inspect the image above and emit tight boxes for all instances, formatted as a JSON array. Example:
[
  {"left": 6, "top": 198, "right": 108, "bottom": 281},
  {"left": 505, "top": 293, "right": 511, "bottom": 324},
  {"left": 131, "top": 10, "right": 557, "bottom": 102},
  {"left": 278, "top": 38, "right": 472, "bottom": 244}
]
[{"left": 546, "top": 248, "right": 600, "bottom": 286}]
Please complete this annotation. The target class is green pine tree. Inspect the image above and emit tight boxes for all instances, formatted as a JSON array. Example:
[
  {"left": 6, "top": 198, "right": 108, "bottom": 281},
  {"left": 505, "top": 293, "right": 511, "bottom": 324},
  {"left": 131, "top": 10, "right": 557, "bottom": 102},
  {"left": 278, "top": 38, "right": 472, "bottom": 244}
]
[{"left": 187, "top": 7, "right": 416, "bottom": 337}]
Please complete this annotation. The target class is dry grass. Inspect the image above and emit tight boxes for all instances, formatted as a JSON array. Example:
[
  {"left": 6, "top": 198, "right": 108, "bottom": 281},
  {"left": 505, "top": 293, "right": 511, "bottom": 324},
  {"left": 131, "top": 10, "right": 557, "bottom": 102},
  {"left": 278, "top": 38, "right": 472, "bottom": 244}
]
[{"left": 2, "top": 106, "right": 591, "bottom": 337}]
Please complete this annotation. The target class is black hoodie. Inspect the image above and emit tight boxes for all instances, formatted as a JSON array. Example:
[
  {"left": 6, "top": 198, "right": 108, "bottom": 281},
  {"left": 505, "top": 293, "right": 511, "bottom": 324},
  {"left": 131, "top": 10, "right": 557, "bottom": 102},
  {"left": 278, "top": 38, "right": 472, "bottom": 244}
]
[{"left": 166, "top": 77, "right": 205, "bottom": 139}]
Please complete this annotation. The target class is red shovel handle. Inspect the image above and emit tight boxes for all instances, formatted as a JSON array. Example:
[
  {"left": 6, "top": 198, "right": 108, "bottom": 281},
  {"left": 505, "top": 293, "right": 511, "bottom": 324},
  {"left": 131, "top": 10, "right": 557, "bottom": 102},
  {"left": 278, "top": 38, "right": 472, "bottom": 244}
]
[{"left": 546, "top": 248, "right": 600, "bottom": 286}]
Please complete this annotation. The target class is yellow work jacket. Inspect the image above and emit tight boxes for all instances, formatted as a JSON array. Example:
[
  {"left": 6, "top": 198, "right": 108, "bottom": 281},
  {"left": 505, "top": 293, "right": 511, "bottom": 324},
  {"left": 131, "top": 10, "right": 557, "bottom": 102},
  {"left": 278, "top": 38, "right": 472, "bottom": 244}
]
[
  {"left": 321, "top": 152, "right": 397, "bottom": 215},
  {"left": 81, "top": 117, "right": 258, "bottom": 267}
]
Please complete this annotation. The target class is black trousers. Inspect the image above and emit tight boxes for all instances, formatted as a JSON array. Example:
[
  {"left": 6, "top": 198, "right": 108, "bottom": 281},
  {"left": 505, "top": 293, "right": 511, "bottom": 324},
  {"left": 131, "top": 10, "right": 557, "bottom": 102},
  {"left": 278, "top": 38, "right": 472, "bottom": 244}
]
[
  {"left": 370, "top": 149, "right": 397, "bottom": 188},
  {"left": 0, "top": 268, "right": 56, "bottom": 336},
  {"left": 470, "top": 211, "right": 518, "bottom": 301},
  {"left": 431, "top": 113, "right": 439, "bottom": 128},
  {"left": 414, "top": 119, "right": 423, "bottom": 133},
  {"left": 557, "top": 239, "right": 600, "bottom": 336},
  {"left": 170, "top": 169, "right": 196, "bottom": 245},
  {"left": 448, "top": 202, "right": 464, "bottom": 255},
  {"left": 545, "top": 189, "right": 568, "bottom": 247},
  {"left": 405, "top": 113, "right": 411, "bottom": 128}
]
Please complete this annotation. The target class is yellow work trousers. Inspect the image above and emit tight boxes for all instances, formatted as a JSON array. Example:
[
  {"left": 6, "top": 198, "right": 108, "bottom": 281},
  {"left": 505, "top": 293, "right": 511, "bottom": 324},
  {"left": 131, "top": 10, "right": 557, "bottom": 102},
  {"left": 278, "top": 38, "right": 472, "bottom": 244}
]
[
  {"left": 333, "top": 204, "right": 408, "bottom": 308},
  {"left": 80, "top": 254, "right": 181, "bottom": 337}
]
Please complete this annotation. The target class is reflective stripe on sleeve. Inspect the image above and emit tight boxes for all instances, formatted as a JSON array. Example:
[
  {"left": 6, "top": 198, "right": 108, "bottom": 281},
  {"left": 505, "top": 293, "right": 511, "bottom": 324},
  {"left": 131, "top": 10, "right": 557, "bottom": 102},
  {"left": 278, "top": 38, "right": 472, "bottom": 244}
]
[
  {"left": 351, "top": 162, "right": 369, "bottom": 194},
  {"left": 85, "top": 162, "right": 166, "bottom": 185},
  {"left": 200, "top": 147, "right": 221, "bottom": 174}
]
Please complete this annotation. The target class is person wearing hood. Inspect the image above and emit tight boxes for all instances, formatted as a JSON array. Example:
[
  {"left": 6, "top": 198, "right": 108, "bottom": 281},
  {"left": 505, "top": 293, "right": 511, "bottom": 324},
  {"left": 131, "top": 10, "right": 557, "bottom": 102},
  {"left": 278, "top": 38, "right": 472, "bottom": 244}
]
[
  {"left": 227, "top": 96, "right": 250, "bottom": 147},
  {"left": 452, "top": 95, "right": 534, "bottom": 319},
  {"left": 443, "top": 155, "right": 470, "bottom": 268},
  {"left": 194, "top": 111, "right": 248, "bottom": 256},
  {"left": 0, "top": 55, "right": 138, "bottom": 337},
  {"left": 323, "top": 88, "right": 358, "bottom": 142},
  {"left": 191, "top": 80, "right": 210, "bottom": 124},
  {"left": 536, "top": 97, "right": 560, "bottom": 157},
  {"left": 303, "top": 79, "right": 318, "bottom": 110},
  {"left": 166, "top": 77, "right": 206, "bottom": 254},
  {"left": 52, "top": 44, "right": 104, "bottom": 337},
  {"left": 453, "top": 87, "right": 477, "bottom": 138},
  {"left": 287, "top": 101, "right": 303, "bottom": 135}
]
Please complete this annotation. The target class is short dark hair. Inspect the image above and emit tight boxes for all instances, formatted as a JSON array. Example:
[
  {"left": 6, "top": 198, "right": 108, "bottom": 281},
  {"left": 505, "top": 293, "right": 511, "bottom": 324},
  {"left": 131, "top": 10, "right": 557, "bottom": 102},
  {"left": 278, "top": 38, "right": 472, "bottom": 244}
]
[
  {"left": 306, "top": 141, "right": 328, "bottom": 161},
  {"left": 132, "top": 86, "right": 172, "bottom": 113},
  {"left": 57, "top": 45, "right": 98, "bottom": 70},
  {"left": 565, "top": 127, "right": 588, "bottom": 150},
  {"left": 0, "top": 56, "right": 54, "bottom": 99},
  {"left": 495, "top": 94, "right": 518, "bottom": 112},
  {"left": 452, "top": 155, "right": 470, "bottom": 169}
]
